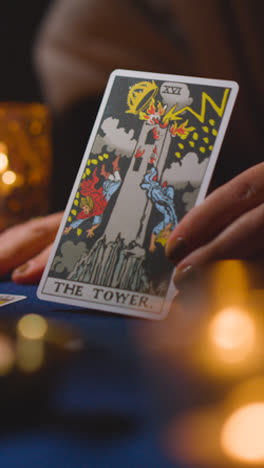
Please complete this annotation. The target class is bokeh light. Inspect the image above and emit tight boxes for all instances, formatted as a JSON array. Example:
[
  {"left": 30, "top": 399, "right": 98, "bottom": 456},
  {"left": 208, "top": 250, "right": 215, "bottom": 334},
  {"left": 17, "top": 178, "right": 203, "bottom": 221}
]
[
  {"left": 0, "top": 334, "right": 15, "bottom": 375},
  {"left": 0, "top": 152, "right": 8, "bottom": 172},
  {"left": 208, "top": 306, "right": 256, "bottom": 364},
  {"left": 16, "top": 339, "right": 44, "bottom": 373},
  {"left": 0, "top": 103, "right": 52, "bottom": 230},
  {"left": 211, "top": 261, "right": 250, "bottom": 308},
  {"left": 2, "top": 170, "right": 16, "bottom": 185},
  {"left": 221, "top": 403, "right": 264, "bottom": 464},
  {"left": 17, "top": 314, "right": 48, "bottom": 340}
]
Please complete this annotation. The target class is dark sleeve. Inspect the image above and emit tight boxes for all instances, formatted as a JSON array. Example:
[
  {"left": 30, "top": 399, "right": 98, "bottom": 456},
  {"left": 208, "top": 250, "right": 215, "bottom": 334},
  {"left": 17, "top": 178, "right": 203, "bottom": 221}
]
[{"left": 50, "top": 95, "right": 102, "bottom": 212}]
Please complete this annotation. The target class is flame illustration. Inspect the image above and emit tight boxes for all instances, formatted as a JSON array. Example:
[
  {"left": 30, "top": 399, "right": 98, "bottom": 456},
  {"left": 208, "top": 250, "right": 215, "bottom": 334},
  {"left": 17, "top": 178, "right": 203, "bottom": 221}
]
[
  {"left": 170, "top": 120, "right": 195, "bottom": 139},
  {"left": 153, "top": 128, "right": 160, "bottom": 140},
  {"left": 135, "top": 147, "right": 145, "bottom": 159},
  {"left": 139, "top": 99, "right": 167, "bottom": 125}
]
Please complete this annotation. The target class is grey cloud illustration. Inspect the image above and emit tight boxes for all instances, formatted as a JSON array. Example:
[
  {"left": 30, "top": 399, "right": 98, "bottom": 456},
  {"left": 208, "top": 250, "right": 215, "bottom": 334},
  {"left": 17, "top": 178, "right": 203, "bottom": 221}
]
[
  {"left": 92, "top": 117, "right": 136, "bottom": 156},
  {"left": 52, "top": 241, "right": 87, "bottom": 273},
  {"left": 163, "top": 152, "right": 209, "bottom": 190}
]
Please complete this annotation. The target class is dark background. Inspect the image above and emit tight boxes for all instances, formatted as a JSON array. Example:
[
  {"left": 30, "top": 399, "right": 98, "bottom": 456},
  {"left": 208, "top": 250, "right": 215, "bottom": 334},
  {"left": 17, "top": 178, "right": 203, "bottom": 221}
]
[
  {"left": 1, "top": 1, "right": 260, "bottom": 212},
  {"left": 0, "top": 1, "right": 51, "bottom": 103}
]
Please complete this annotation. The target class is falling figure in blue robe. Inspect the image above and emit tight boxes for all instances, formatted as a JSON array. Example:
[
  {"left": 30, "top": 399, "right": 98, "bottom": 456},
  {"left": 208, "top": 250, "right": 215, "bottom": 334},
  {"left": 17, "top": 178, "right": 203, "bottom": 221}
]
[{"left": 140, "top": 166, "right": 177, "bottom": 252}]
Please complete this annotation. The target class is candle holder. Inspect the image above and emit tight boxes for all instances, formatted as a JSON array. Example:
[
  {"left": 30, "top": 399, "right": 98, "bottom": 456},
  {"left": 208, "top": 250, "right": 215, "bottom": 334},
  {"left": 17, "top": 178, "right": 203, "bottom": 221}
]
[{"left": 0, "top": 103, "right": 52, "bottom": 231}]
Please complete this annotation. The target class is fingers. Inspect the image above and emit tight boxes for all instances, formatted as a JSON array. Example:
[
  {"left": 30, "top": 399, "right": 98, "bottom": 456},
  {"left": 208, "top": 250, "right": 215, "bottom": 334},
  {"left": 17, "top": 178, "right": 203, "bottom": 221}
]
[
  {"left": 12, "top": 244, "right": 53, "bottom": 284},
  {"left": 0, "top": 212, "right": 63, "bottom": 277},
  {"left": 173, "top": 201, "right": 264, "bottom": 283},
  {"left": 166, "top": 162, "right": 264, "bottom": 264}
]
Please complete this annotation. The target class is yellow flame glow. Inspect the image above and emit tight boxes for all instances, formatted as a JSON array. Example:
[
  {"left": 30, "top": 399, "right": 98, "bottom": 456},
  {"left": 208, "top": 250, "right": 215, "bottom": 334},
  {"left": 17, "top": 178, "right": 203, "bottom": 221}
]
[{"left": 221, "top": 403, "right": 264, "bottom": 464}]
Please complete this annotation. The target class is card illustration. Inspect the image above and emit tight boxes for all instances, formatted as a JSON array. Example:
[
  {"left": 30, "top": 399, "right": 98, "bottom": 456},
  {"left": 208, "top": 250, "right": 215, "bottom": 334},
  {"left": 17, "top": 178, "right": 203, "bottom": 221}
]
[
  {"left": 0, "top": 294, "right": 26, "bottom": 307},
  {"left": 38, "top": 70, "right": 238, "bottom": 318}
]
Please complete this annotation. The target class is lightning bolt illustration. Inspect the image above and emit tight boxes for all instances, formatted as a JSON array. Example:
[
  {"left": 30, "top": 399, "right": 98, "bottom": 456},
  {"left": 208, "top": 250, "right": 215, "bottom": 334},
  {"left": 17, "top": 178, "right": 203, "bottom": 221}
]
[{"left": 163, "top": 88, "right": 230, "bottom": 124}]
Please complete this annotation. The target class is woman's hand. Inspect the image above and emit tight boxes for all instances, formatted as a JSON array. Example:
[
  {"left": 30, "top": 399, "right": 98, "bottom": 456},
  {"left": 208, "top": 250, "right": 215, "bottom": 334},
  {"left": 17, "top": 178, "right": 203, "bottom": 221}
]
[
  {"left": 165, "top": 162, "right": 264, "bottom": 283},
  {"left": 0, "top": 212, "right": 63, "bottom": 284}
]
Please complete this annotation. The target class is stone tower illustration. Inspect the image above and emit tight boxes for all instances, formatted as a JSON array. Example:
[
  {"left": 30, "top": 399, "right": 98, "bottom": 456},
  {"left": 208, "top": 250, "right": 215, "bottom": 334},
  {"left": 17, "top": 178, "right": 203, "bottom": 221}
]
[{"left": 103, "top": 80, "right": 193, "bottom": 246}]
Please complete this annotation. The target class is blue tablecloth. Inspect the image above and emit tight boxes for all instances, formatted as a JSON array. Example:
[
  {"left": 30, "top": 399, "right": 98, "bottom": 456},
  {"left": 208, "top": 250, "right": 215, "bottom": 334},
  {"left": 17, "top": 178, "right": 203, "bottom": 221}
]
[{"left": 0, "top": 281, "right": 184, "bottom": 468}]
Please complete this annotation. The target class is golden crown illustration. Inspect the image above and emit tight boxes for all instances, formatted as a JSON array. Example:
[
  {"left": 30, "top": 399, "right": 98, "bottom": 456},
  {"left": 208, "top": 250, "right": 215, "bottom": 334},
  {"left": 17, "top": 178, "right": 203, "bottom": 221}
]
[{"left": 127, "top": 81, "right": 158, "bottom": 114}]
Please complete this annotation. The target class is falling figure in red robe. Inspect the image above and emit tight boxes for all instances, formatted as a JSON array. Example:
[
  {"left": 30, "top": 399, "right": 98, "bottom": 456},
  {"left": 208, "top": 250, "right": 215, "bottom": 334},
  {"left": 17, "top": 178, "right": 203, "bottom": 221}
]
[{"left": 64, "top": 155, "right": 121, "bottom": 238}]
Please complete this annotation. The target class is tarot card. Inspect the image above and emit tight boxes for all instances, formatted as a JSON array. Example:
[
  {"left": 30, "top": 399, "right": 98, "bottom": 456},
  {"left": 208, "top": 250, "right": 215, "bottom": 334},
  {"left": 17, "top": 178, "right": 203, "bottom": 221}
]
[
  {"left": 38, "top": 70, "right": 238, "bottom": 319},
  {"left": 0, "top": 294, "right": 26, "bottom": 307}
]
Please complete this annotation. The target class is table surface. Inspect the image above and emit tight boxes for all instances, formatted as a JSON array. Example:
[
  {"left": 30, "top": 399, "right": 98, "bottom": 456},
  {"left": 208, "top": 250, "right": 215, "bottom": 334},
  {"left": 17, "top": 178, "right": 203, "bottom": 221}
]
[{"left": 0, "top": 280, "right": 187, "bottom": 468}]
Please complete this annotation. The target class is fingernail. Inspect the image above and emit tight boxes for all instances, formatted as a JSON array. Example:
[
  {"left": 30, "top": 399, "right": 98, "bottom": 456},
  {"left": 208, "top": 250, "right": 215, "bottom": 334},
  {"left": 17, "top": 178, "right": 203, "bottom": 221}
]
[
  {"left": 165, "top": 237, "right": 186, "bottom": 263},
  {"left": 13, "top": 262, "right": 30, "bottom": 276},
  {"left": 173, "top": 264, "right": 193, "bottom": 285}
]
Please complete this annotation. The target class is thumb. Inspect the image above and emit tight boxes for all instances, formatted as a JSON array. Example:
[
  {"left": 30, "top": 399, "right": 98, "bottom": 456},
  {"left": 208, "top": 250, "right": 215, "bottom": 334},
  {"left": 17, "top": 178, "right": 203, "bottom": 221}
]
[{"left": 12, "top": 244, "right": 53, "bottom": 285}]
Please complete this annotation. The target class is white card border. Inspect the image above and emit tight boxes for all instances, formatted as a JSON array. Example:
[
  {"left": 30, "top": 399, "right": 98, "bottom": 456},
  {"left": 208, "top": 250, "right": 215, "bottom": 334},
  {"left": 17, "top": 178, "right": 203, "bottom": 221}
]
[
  {"left": 37, "top": 69, "right": 239, "bottom": 320},
  {"left": 0, "top": 294, "right": 27, "bottom": 307}
]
